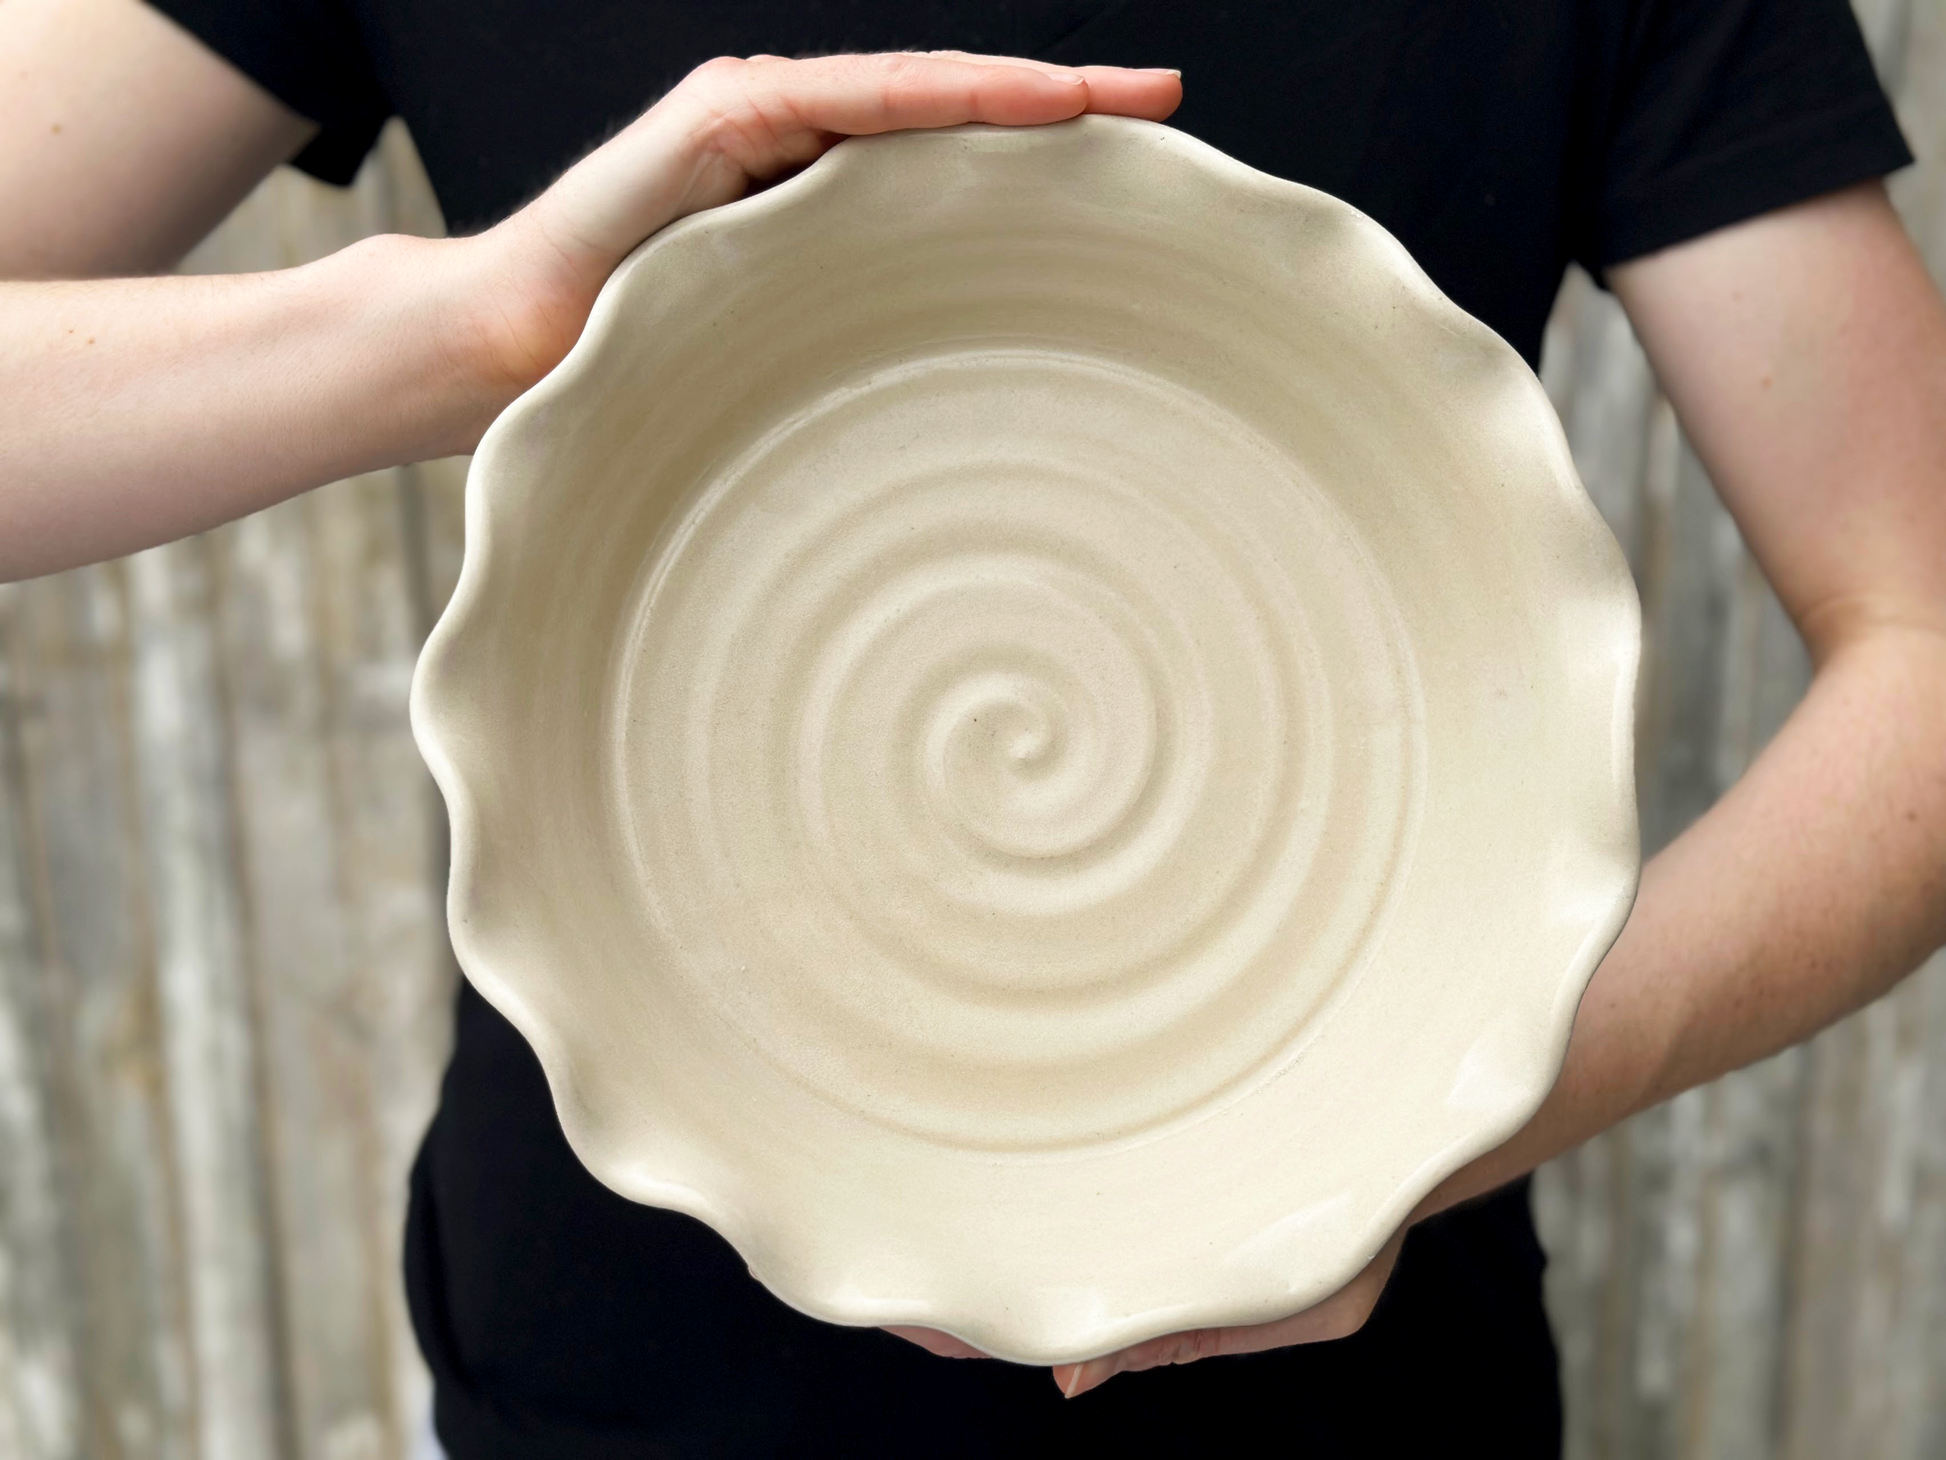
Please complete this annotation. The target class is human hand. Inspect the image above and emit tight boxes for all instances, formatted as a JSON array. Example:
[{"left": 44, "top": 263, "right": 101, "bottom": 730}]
[
  {"left": 885, "top": 1226, "right": 1407, "bottom": 1397},
  {"left": 452, "top": 52, "right": 1182, "bottom": 408}
]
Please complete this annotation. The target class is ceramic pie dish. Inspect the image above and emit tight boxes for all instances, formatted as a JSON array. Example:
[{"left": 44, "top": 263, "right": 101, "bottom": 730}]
[{"left": 410, "top": 115, "right": 1640, "bottom": 1365}]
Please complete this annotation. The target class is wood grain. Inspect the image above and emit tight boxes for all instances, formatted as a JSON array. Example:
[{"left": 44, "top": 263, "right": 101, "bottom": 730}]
[
  {"left": 0, "top": 126, "right": 455, "bottom": 1460},
  {"left": 1532, "top": 7, "right": 1946, "bottom": 1457}
]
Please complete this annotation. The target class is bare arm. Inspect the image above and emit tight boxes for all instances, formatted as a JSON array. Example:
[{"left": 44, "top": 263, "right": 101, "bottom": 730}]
[
  {"left": 0, "top": 0, "right": 315, "bottom": 278},
  {"left": 1426, "top": 180, "right": 1946, "bottom": 1207},
  {"left": 1054, "top": 181, "right": 1946, "bottom": 1396},
  {"left": 0, "top": 2, "right": 1183, "bottom": 579}
]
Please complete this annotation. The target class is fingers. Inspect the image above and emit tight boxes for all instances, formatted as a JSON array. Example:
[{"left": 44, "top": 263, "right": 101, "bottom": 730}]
[
  {"left": 672, "top": 52, "right": 1179, "bottom": 167},
  {"left": 1072, "top": 64, "right": 1182, "bottom": 120},
  {"left": 1050, "top": 1229, "right": 1410, "bottom": 1398},
  {"left": 881, "top": 1324, "right": 995, "bottom": 1359},
  {"left": 777, "top": 51, "right": 1093, "bottom": 132},
  {"left": 913, "top": 51, "right": 1183, "bottom": 121},
  {"left": 1052, "top": 1326, "right": 1227, "bottom": 1399},
  {"left": 516, "top": 49, "right": 1179, "bottom": 314}
]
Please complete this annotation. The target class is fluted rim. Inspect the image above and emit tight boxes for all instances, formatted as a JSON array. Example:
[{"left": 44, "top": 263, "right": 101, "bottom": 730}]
[{"left": 411, "top": 115, "right": 1640, "bottom": 1364}]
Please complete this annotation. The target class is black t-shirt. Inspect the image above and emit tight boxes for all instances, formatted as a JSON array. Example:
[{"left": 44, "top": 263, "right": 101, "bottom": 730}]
[{"left": 142, "top": 2, "right": 1908, "bottom": 1455}]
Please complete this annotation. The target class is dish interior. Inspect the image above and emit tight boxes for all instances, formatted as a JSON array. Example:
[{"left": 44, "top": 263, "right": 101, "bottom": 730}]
[{"left": 419, "top": 119, "right": 1638, "bottom": 1363}]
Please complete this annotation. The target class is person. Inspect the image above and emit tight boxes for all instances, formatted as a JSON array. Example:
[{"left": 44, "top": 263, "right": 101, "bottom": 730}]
[{"left": 3, "top": 0, "right": 1942, "bottom": 1453}]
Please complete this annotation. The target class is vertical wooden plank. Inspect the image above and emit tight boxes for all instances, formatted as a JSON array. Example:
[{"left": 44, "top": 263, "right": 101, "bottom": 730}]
[
  {"left": 208, "top": 485, "right": 388, "bottom": 1460},
  {"left": 1853, "top": 0, "right": 1917, "bottom": 95},
  {"left": 1886, "top": 0, "right": 1946, "bottom": 277},
  {"left": 0, "top": 586, "right": 84, "bottom": 1460},
  {"left": 303, "top": 465, "right": 456, "bottom": 1460},
  {"left": 196, "top": 458, "right": 457, "bottom": 1460},
  {"left": 125, "top": 539, "right": 290, "bottom": 1460},
  {"left": 1782, "top": 951, "right": 1946, "bottom": 1460},
  {"left": 1538, "top": 5, "right": 1946, "bottom": 1455},
  {"left": 169, "top": 121, "right": 457, "bottom": 1460},
  {"left": 6, "top": 564, "right": 202, "bottom": 1460},
  {"left": 0, "top": 118, "right": 459, "bottom": 1460}
]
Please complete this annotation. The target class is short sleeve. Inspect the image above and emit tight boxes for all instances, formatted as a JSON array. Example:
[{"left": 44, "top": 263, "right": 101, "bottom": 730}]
[
  {"left": 146, "top": 0, "right": 391, "bottom": 185},
  {"left": 1581, "top": 0, "right": 1913, "bottom": 270}
]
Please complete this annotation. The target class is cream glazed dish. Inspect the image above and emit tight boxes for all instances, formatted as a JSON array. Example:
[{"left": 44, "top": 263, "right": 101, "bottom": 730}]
[{"left": 410, "top": 115, "right": 1641, "bottom": 1366}]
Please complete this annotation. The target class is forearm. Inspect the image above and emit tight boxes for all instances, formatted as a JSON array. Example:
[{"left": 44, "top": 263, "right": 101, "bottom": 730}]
[
  {"left": 0, "top": 54, "right": 1179, "bottom": 585},
  {"left": 1426, "top": 624, "right": 1946, "bottom": 1213},
  {"left": 0, "top": 233, "right": 513, "bottom": 579}
]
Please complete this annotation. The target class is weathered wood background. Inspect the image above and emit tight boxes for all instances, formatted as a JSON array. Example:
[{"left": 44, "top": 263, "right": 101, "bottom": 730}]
[
  {"left": 0, "top": 123, "right": 462, "bottom": 1459},
  {"left": 1536, "top": 3, "right": 1946, "bottom": 1457},
  {"left": 0, "top": 6, "right": 1942, "bottom": 1455}
]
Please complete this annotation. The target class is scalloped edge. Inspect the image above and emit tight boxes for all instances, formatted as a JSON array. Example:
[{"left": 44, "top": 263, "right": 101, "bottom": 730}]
[{"left": 411, "top": 115, "right": 1641, "bottom": 1365}]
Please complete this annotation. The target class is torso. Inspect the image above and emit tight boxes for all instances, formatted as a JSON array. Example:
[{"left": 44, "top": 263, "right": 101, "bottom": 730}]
[{"left": 349, "top": 0, "right": 1613, "bottom": 361}]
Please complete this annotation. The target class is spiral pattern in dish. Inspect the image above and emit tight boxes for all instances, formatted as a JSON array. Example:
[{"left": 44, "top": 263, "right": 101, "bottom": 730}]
[{"left": 614, "top": 348, "right": 1424, "bottom": 1151}]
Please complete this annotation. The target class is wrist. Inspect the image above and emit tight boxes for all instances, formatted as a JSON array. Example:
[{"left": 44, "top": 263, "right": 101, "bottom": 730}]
[
  {"left": 385, "top": 221, "right": 601, "bottom": 454},
  {"left": 418, "top": 96, "right": 749, "bottom": 427},
  {"left": 305, "top": 231, "right": 523, "bottom": 459}
]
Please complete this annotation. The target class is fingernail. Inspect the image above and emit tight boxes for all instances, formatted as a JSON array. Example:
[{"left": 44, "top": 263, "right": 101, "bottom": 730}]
[
  {"left": 1063, "top": 1359, "right": 1113, "bottom": 1398},
  {"left": 1141, "top": 67, "right": 1183, "bottom": 77},
  {"left": 1050, "top": 71, "right": 1087, "bottom": 86}
]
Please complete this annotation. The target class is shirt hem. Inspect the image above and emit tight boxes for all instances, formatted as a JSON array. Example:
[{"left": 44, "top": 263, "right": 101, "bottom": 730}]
[{"left": 1590, "top": 92, "right": 1913, "bottom": 270}]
